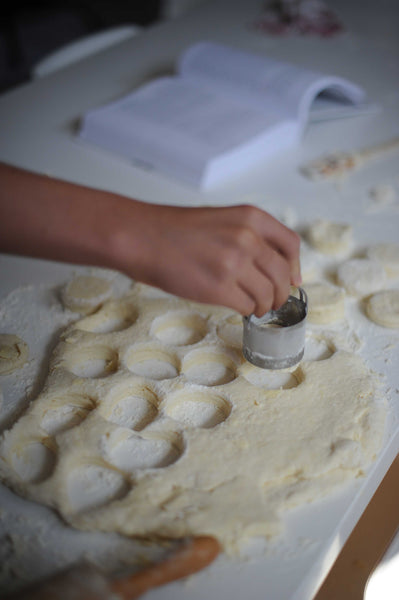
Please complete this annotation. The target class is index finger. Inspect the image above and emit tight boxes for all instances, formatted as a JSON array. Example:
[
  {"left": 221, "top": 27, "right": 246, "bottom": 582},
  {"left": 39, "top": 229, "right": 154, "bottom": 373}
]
[{"left": 249, "top": 208, "right": 302, "bottom": 287}]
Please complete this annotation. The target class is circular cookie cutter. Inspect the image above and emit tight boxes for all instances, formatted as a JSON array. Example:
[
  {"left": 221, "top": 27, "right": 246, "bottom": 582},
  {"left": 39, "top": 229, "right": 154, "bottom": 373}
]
[{"left": 242, "top": 288, "right": 308, "bottom": 370}]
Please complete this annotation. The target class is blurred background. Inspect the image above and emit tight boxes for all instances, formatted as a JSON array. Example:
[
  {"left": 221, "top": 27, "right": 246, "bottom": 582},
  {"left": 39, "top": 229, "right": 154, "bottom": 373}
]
[{"left": 0, "top": 0, "right": 207, "bottom": 93}]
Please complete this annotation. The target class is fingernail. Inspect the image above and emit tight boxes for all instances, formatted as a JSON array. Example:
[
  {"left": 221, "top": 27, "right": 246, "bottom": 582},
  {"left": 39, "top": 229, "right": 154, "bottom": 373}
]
[{"left": 292, "top": 275, "right": 302, "bottom": 287}]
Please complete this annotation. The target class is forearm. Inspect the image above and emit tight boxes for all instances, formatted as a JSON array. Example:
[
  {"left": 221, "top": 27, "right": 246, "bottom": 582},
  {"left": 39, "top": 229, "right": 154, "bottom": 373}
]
[
  {"left": 0, "top": 162, "right": 146, "bottom": 271},
  {"left": 0, "top": 161, "right": 301, "bottom": 316}
]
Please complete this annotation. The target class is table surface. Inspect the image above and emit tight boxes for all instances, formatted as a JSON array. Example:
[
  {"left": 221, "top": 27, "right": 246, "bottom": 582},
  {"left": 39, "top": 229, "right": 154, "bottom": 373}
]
[{"left": 0, "top": 1, "right": 398, "bottom": 598}]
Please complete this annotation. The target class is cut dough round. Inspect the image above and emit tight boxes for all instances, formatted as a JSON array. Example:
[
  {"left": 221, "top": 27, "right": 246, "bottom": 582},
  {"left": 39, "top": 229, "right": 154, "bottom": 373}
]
[
  {"left": 366, "top": 243, "right": 399, "bottom": 278},
  {"left": 365, "top": 290, "right": 399, "bottom": 328},
  {"left": 304, "top": 281, "right": 345, "bottom": 324},
  {"left": 0, "top": 334, "right": 29, "bottom": 375},
  {"left": 300, "top": 241, "right": 320, "bottom": 282},
  {"left": 307, "top": 219, "right": 352, "bottom": 255},
  {"left": 62, "top": 275, "right": 113, "bottom": 315},
  {"left": 336, "top": 259, "right": 386, "bottom": 297}
]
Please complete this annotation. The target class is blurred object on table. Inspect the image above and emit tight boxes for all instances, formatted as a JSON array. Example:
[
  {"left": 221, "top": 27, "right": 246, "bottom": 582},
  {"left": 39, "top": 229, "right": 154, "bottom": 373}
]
[{"left": 253, "top": 0, "right": 344, "bottom": 37}]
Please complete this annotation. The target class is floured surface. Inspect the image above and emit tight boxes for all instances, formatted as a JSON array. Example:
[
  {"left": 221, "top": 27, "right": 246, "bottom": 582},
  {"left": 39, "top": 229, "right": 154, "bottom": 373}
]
[{"left": 0, "top": 279, "right": 388, "bottom": 554}]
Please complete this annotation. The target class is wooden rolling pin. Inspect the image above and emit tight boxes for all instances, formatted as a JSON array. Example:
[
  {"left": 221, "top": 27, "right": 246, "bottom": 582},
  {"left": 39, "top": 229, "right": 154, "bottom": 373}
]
[
  {"left": 5, "top": 536, "right": 221, "bottom": 600},
  {"left": 301, "top": 136, "right": 399, "bottom": 180}
]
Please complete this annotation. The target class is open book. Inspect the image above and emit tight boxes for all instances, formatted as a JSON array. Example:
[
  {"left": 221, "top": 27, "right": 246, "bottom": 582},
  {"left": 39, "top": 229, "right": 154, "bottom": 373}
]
[{"left": 79, "top": 41, "right": 371, "bottom": 188}]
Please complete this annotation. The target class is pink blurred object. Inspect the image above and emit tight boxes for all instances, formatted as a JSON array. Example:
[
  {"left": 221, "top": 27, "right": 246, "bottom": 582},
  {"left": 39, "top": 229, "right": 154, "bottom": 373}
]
[{"left": 253, "top": 0, "right": 344, "bottom": 37}]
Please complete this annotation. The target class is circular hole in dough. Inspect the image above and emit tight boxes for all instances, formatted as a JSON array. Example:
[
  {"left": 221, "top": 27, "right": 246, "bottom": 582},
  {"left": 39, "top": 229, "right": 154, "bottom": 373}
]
[
  {"left": 181, "top": 347, "right": 237, "bottom": 386},
  {"left": 304, "top": 281, "right": 346, "bottom": 324},
  {"left": 165, "top": 391, "right": 231, "bottom": 428},
  {"left": 8, "top": 439, "right": 56, "bottom": 483},
  {"left": 239, "top": 363, "right": 302, "bottom": 389},
  {"left": 303, "top": 334, "right": 336, "bottom": 361},
  {"left": 336, "top": 259, "right": 386, "bottom": 296},
  {"left": 217, "top": 313, "right": 243, "bottom": 349},
  {"left": 0, "top": 334, "right": 29, "bottom": 375},
  {"left": 151, "top": 310, "right": 207, "bottom": 346},
  {"left": 61, "top": 275, "right": 113, "bottom": 315},
  {"left": 100, "top": 383, "right": 159, "bottom": 431},
  {"left": 306, "top": 219, "right": 352, "bottom": 255},
  {"left": 103, "top": 429, "right": 183, "bottom": 472},
  {"left": 66, "top": 462, "right": 129, "bottom": 513},
  {"left": 64, "top": 345, "right": 118, "bottom": 378},
  {"left": 365, "top": 243, "right": 399, "bottom": 278},
  {"left": 74, "top": 301, "right": 138, "bottom": 334},
  {"left": 365, "top": 290, "right": 399, "bottom": 328},
  {"left": 124, "top": 345, "right": 179, "bottom": 380},
  {"left": 40, "top": 394, "right": 96, "bottom": 435}
]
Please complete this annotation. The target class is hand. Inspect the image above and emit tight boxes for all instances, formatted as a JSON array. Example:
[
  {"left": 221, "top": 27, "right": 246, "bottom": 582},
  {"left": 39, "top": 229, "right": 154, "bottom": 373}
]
[
  {"left": 112, "top": 203, "right": 301, "bottom": 317},
  {"left": 0, "top": 163, "right": 301, "bottom": 317}
]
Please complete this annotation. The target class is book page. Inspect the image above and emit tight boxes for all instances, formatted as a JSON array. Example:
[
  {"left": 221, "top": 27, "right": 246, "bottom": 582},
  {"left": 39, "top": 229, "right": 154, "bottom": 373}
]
[
  {"left": 179, "top": 42, "right": 366, "bottom": 125},
  {"left": 80, "top": 76, "right": 297, "bottom": 186}
]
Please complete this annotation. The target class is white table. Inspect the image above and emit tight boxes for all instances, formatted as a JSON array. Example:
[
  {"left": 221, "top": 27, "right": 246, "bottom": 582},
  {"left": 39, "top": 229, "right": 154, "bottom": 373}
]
[{"left": 1, "top": 1, "right": 398, "bottom": 598}]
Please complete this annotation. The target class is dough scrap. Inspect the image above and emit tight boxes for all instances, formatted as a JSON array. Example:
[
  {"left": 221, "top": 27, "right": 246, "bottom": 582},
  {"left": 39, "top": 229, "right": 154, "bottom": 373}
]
[
  {"left": 304, "top": 281, "right": 346, "bottom": 324},
  {"left": 366, "top": 243, "right": 399, "bottom": 278},
  {"left": 336, "top": 259, "right": 386, "bottom": 297},
  {"left": 0, "top": 286, "right": 386, "bottom": 553},
  {"left": 62, "top": 275, "right": 113, "bottom": 315},
  {"left": 307, "top": 219, "right": 352, "bottom": 255},
  {"left": 0, "top": 334, "right": 29, "bottom": 375},
  {"left": 300, "top": 241, "right": 320, "bottom": 282},
  {"left": 365, "top": 290, "right": 399, "bottom": 328},
  {"left": 369, "top": 184, "right": 397, "bottom": 207}
]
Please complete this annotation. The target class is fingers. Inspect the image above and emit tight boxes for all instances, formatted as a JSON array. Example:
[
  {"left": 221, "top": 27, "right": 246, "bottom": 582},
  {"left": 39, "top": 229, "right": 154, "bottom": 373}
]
[
  {"left": 238, "top": 262, "right": 275, "bottom": 316},
  {"left": 211, "top": 234, "right": 292, "bottom": 317},
  {"left": 230, "top": 205, "right": 302, "bottom": 288},
  {"left": 140, "top": 204, "right": 302, "bottom": 318},
  {"left": 258, "top": 219, "right": 301, "bottom": 287}
]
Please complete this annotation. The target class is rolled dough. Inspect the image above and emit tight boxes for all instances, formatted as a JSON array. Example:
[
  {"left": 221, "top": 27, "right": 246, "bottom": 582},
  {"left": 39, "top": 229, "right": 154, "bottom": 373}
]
[{"left": 0, "top": 285, "right": 386, "bottom": 553}]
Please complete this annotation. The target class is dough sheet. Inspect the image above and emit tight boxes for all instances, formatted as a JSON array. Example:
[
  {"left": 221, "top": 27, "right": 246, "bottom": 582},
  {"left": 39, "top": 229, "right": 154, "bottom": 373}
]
[{"left": 0, "top": 281, "right": 387, "bottom": 552}]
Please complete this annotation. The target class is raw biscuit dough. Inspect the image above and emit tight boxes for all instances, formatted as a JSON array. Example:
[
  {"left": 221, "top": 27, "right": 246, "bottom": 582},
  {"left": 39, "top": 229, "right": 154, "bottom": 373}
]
[
  {"left": 336, "top": 259, "right": 386, "bottom": 296},
  {"left": 365, "top": 290, "right": 399, "bottom": 328},
  {"left": 0, "top": 287, "right": 386, "bottom": 553},
  {"left": 0, "top": 334, "right": 29, "bottom": 375},
  {"left": 369, "top": 184, "right": 397, "bottom": 207},
  {"left": 300, "top": 241, "right": 320, "bottom": 282},
  {"left": 62, "top": 275, "right": 113, "bottom": 315},
  {"left": 304, "top": 281, "right": 346, "bottom": 324},
  {"left": 366, "top": 243, "right": 399, "bottom": 278},
  {"left": 307, "top": 219, "right": 352, "bottom": 255}
]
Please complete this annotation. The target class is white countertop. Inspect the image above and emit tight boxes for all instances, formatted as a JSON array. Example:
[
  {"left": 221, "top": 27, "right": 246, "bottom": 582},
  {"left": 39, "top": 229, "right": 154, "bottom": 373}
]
[{"left": 0, "top": 1, "right": 398, "bottom": 598}]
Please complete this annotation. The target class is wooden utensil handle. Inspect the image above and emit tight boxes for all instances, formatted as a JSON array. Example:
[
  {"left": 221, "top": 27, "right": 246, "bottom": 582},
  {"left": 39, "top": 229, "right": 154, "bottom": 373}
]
[
  {"left": 4, "top": 536, "right": 220, "bottom": 600},
  {"left": 111, "top": 536, "right": 221, "bottom": 599}
]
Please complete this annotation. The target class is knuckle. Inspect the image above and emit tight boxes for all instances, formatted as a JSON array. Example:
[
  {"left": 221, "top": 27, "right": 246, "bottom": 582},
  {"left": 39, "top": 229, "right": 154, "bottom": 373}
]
[
  {"left": 235, "top": 204, "right": 260, "bottom": 227},
  {"left": 234, "top": 225, "right": 257, "bottom": 250},
  {"left": 218, "top": 247, "right": 241, "bottom": 276}
]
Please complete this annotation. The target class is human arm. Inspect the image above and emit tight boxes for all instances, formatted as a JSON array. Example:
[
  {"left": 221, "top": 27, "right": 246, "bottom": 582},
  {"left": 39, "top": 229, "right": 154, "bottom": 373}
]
[{"left": 0, "top": 162, "right": 301, "bottom": 316}]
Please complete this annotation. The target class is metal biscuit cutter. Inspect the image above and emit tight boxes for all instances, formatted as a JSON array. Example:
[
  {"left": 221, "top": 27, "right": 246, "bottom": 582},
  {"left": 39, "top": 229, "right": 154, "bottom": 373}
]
[{"left": 242, "top": 288, "right": 308, "bottom": 370}]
